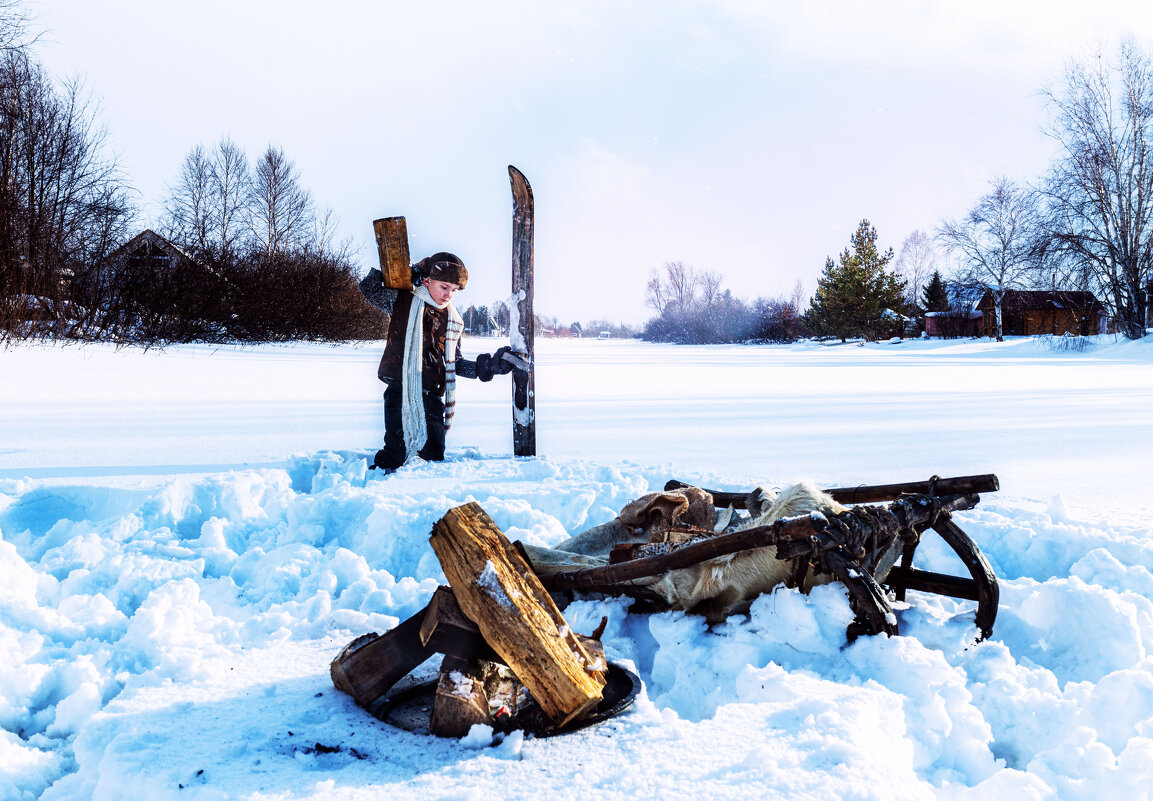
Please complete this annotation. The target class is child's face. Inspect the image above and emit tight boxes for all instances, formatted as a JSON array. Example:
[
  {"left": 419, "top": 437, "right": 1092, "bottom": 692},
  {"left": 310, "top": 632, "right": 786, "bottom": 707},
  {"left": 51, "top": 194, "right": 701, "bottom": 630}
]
[{"left": 423, "top": 278, "right": 460, "bottom": 305}]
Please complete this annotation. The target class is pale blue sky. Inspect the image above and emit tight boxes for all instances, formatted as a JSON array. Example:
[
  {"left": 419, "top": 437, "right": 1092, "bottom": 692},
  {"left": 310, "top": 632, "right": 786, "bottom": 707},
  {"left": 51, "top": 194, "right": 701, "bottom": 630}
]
[{"left": 32, "top": 1, "right": 1153, "bottom": 324}]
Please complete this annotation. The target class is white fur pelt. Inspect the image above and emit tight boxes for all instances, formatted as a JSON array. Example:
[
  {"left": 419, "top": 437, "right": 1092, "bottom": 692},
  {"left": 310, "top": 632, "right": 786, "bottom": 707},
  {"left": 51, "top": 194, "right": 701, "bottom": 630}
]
[{"left": 640, "top": 480, "right": 846, "bottom": 621}]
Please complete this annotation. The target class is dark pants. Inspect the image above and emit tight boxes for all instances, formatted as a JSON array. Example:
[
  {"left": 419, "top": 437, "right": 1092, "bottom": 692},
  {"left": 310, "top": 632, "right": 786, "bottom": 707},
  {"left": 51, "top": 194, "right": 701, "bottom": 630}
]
[{"left": 375, "top": 382, "right": 446, "bottom": 470}]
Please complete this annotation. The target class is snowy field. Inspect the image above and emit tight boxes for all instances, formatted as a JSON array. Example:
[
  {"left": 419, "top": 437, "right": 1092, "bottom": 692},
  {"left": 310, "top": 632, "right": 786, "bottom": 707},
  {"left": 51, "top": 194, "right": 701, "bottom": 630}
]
[{"left": 2, "top": 335, "right": 1152, "bottom": 800}]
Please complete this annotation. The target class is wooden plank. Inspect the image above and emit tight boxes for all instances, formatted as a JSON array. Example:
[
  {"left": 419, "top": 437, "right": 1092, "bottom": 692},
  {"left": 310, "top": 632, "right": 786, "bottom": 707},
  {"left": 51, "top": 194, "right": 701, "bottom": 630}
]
[
  {"left": 823, "top": 474, "right": 999, "bottom": 504},
  {"left": 329, "top": 610, "right": 435, "bottom": 718},
  {"left": 825, "top": 548, "right": 899, "bottom": 636},
  {"left": 373, "top": 216, "right": 412, "bottom": 289},
  {"left": 508, "top": 166, "right": 536, "bottom": 457},
  {"left": 546, "top": 514, "right": 823, "bottom": 592},
  {"left": 429, "top": 503, "right": 604, "bottom": 727}
]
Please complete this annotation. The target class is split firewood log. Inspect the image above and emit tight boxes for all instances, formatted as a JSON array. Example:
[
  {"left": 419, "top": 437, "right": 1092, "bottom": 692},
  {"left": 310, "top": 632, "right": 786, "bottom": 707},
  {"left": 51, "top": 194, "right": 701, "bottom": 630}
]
[{"left": 429, "top": 502, "right": 606, "bottom": 728}]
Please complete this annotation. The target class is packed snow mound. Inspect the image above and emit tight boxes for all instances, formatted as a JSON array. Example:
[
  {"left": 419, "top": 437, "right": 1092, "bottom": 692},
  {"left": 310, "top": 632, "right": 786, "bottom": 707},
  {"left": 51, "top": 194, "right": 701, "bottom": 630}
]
[{"left": 2, "top": 452, "right": 1152, "bottom": 800}]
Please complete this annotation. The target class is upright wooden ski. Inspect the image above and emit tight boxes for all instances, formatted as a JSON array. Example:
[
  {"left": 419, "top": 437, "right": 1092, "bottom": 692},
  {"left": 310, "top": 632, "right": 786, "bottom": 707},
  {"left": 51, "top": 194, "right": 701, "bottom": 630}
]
[{"left": 509, "top": 165, "right": 536, "bottom": 457}]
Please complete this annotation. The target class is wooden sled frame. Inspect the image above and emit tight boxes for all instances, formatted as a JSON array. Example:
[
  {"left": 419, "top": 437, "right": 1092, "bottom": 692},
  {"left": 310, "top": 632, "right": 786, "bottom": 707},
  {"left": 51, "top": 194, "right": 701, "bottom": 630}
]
[{"left": 539, "top": 474, "right": 1000, "bottom": 641}]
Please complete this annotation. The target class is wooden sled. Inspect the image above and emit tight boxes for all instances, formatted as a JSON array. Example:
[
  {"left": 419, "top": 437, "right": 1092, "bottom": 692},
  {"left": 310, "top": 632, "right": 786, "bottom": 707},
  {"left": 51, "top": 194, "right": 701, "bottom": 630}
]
[
  {"left": 540, "top": 474, "right": 1000, "bottom": 641},
  {"left": 332, "top": 475, "right": 999, "bottom": 737}
]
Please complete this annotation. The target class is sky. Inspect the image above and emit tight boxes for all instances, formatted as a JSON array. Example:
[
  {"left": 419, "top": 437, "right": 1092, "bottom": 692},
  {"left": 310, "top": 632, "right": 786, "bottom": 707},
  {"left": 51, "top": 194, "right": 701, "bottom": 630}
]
[{"left": 27, "top": 1, "right": 1153, "bottom": 324}]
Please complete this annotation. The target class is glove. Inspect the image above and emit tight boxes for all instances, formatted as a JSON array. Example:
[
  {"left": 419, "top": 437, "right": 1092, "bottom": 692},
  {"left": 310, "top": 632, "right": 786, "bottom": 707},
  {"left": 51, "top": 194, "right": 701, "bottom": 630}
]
[
  {"left": 492, "top": 346, "right": 516, "bottom": 376},
  {"left": 475, "top": 352, "right": 496, "bottom": 382}
]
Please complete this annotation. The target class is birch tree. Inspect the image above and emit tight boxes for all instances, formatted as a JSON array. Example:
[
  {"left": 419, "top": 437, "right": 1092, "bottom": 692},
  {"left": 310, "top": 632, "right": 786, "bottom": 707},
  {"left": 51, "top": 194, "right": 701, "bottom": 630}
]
[
  {"left": 250, "top": 144, "right": 313, "bottom": 258},
  {"left": 894, "top": 229, "right": 938, "bottom": 312},
  {"left": 1040, "top": 40, "right": 1153, "bottom": 340},
  {"left": 937, "top": 176, "right": 1040, "bottom": 342}
]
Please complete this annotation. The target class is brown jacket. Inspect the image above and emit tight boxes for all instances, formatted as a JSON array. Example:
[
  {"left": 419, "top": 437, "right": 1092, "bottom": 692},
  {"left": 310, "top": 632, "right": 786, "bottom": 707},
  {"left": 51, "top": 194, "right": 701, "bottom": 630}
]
[{"left": 377, "top": 291, "right": 476, "bottom": 393}]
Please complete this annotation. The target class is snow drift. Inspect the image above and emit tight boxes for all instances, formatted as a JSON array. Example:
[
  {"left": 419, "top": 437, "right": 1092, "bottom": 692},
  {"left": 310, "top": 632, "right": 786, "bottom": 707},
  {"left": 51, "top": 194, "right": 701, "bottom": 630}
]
[{"left": 1, "top": 336, "right": 1152, "bottom": 800}]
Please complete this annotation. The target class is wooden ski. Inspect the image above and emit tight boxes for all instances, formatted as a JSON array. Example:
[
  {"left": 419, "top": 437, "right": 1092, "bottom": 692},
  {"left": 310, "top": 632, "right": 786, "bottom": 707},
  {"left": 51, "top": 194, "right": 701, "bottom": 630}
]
[{"left": 509, "top": 165, "right": 536, "bottom": 457}]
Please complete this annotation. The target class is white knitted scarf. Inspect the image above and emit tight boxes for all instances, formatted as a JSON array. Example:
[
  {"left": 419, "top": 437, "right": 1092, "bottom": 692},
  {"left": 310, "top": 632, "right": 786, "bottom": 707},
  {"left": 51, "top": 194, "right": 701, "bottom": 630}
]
[{"left": 401, "top": 284, "right": 463, "bottom": 463}]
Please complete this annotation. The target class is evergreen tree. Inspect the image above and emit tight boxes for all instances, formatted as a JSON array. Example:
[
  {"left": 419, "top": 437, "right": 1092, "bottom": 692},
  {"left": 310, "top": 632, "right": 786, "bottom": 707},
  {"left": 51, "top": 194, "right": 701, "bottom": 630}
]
[
  {"left": 807, "top": 256, "right": 863, "bottom": 341},
  {"left": 461, "top": 305, "right": 478, "bottom": 333},
  {"left": 922, "top": 270, "right": 949, "bottom": 312},
  {"left": 807, "top": 220, "right": 907, "bottom": 341}
]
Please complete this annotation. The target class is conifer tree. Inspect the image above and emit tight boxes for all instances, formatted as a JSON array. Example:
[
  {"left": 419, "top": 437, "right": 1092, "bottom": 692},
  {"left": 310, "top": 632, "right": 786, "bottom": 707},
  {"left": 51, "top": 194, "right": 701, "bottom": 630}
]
[
  {"left": 807, "top": 220, "right": 907, "bottom": 341},
  {"left": 922, "top": 270, "right": 950, "bottom": 312}
]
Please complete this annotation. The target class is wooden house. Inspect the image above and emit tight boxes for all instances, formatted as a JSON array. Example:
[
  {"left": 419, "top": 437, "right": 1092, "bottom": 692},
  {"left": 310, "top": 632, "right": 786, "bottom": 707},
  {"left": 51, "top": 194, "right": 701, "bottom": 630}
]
[
  {"left": 977, "top": 290, "right": 1106, "bottom": 337},
  {"left": 108, "top": 229, "right": 195, "bottom": 273}
]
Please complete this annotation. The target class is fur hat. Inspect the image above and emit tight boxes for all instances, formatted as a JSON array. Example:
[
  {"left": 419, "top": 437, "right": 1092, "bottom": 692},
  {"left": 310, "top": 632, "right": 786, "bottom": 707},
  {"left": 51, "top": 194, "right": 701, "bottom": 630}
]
[{"left": 414, "top": 252, "right": 468, "bottom": 289}]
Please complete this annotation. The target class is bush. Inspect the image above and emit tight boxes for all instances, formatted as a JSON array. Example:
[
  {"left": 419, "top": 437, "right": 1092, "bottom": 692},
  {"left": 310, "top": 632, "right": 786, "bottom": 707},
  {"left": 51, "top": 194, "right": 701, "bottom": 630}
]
[{"left": 228, "top": 250, "right": 386, "bottom": 342}]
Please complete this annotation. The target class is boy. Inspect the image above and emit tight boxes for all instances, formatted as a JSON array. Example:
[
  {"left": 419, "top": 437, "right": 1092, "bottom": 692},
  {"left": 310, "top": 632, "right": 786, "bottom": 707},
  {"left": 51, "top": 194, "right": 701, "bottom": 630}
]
[{"left": 371, "top": 252, "right": 512, "bottom": 471}]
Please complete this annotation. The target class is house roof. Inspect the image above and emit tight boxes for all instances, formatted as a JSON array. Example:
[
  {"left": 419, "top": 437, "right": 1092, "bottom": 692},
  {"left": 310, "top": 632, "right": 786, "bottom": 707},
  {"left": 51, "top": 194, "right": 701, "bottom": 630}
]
[
  {"left": 109, "top": 229, "right": 197, "bottom": 264},
  {"left": 979, "top": 290, "right": 1104, "bottom": 313},
  {"left": 925, "top": 310, "right": 982, "bottom": 319}
]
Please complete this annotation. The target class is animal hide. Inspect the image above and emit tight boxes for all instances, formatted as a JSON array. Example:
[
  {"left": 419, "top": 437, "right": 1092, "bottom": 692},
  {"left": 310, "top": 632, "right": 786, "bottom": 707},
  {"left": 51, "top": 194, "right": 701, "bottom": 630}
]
[
  {"left": 638, "top": 481, "right": 846, "bottom": 621},
  {"left": 521, "top": 482, "right": 847, "bottom": 621}
]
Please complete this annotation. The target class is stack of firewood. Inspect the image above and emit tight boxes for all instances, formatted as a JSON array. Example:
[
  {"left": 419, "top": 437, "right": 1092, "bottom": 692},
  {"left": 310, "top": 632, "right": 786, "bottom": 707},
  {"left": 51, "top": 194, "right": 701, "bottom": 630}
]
[{"left": 331, "top": 503, "right": 607, "bottom": 737}]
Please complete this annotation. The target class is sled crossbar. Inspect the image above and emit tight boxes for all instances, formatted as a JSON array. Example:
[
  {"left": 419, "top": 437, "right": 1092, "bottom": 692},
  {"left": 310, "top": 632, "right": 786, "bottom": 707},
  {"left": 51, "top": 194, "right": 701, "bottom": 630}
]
[{"left": 664, "top": 473, "right": 999, "bottom": 508}]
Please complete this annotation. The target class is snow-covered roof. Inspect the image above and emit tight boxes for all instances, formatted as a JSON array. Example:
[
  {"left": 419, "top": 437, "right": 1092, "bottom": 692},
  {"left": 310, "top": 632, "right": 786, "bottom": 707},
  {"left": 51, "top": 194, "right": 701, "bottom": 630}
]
[{"left": 925, "top": 310, "right": 982, "bottom": 319}]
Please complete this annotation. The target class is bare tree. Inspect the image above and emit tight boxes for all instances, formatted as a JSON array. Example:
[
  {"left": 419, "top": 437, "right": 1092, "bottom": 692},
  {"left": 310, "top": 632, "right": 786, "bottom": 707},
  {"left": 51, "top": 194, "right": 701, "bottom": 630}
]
[
  {"left": 162, "top": 137, "right": 250, "bottom": 263},
  {"left": 163, "top": 144, "right": 212, "bottom": 256},
  {"left": 937, "top": 176, "right": 1041, "bottom": 341},
  {"left": 250, "top": 144, "right": 313, "bottom": 258},
  {"left": 0, "top": 51, "right": 134, "bottom": 340},
  {"left": 211, "top": 137, "right": 250, "bottom": 263},
  {"left": 0, "top": 0, "right": 35, "bottom": 53},
  {"left": 645, "top": 269, "right": 669, "bottom": 315},
  {"left": 491, "top": 300, "right": 510, "bottom": 334},
  {"left": 643, "top": 260, "right": 763, "bottom": 343},
  {"left": 789, "top": 278, "right": 806, "bottom": 315},
  {"left": 1040, "top": 40, "right": 1153, "bottom": 340},
  {"left": 312, "top": 205, "right": 357, "bottom": 265},
  {"left": 666, "top": 261, "right": 702, "bottom": 309},
  {"left": 699, "top": 269, "right": 724, "bottom": 308},
  {"left": 894, "top": 229, "right": 938, "bottom": 311},
  {"left": 646, "top": 260, "right": 704, "bottom": 314}
]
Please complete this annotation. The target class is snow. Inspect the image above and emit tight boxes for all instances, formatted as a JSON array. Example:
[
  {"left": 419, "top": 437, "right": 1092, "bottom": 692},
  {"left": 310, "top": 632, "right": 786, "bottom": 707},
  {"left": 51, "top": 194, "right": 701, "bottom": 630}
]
[
  {"left": 477, "top": 560, "right": 514, "bottom": 609},
  {"left": 2, "top": 334, "right": 1152, "bottom": 800}
]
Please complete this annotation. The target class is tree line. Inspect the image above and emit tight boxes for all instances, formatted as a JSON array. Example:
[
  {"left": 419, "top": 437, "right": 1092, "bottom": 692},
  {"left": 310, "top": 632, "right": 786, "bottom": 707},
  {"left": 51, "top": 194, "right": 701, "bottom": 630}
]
[
  {"left": 643, "top": 260, "right": 807, "bottom": 344},
  {"left": 136, "top": 138, "right": 383, "bottom": 343},
  {"left": 644, "top": 40, "right": 1153, "bottom": 344},
  {"left": 0, "top": 2, "right": 381, "bottom": 345},
  {"left": 0, "top": 20, "right": 134, "bottom": 342},
  {"left": 6, "top": 1, "right": 1151, "bottom": 347}
]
